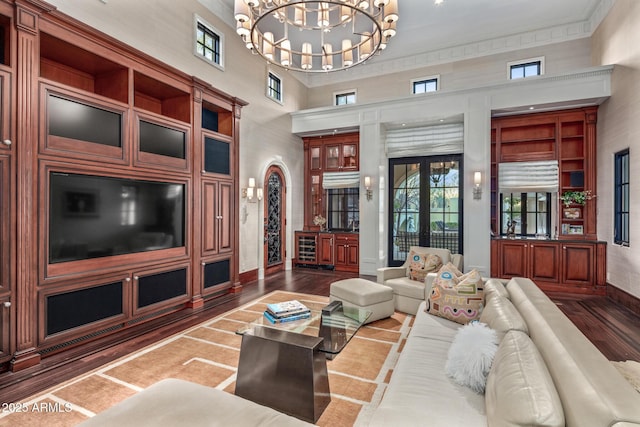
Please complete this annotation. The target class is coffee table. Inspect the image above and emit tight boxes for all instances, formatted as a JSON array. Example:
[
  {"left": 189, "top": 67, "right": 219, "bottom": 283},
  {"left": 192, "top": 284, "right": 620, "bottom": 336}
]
[{"left": 234, "top": 303, "right": 371, "bottom": 423}]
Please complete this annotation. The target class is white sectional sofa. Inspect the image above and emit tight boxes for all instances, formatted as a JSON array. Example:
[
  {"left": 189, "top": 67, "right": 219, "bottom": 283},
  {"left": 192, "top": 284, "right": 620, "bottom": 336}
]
[{"left": 371, "top": 277, "right": 640, "bottom": 427}]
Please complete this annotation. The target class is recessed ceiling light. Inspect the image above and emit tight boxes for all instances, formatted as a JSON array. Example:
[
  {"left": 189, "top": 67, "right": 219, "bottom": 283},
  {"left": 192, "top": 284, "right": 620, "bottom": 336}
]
[
  {"left": 529, "top": 106, "right": 535, "bottom": 110},
  {"left": 435, "top": 0, "right": 444, "bottom": 5}
]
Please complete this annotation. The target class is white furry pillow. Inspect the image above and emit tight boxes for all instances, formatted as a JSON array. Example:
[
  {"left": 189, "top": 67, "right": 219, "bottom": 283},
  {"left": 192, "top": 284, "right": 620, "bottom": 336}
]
[{"left": 445, "top": 321, "right": 499, "bottom": 393}]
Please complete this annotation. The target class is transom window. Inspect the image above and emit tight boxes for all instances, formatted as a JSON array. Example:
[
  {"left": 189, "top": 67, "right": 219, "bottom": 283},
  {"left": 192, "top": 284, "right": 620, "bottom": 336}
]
[
  {"left": 614, "top": 149, "right": 629, "bottom": 246},
  {"left": 335, "top": 91, "right": 356, "bottom": 105},
  {"left": 500, "top": 192, "right": 551, "bottom": 237},
  {"left": 267, "top": 72, "right": 282, "bottom": 103},
  {"left": 509, "top": 58, "right": 543, "bottom": 79},
  {"left": 196, "top": 20, "right": 221, "bottom": 66},
  {"left": 412, "top": 78, "right": 438, "bottom": 94}
]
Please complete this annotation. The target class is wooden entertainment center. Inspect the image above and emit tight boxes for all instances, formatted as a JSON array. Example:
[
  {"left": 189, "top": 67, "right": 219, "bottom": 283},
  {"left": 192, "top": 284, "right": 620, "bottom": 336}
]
[{"left": 0, "top": 0, "right": 246, "bottom": 372}]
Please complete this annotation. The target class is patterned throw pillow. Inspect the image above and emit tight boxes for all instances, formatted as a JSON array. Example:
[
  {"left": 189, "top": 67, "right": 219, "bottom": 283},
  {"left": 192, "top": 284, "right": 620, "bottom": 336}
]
[
  {"left": 409, "top": 253, "right": 442, "bottom": 282},
  {"left": 426, "top": 266, "right": 484, "bottom": 325},
  {"left": 406, "top": 250, "right": 424, "bottom": 278}
]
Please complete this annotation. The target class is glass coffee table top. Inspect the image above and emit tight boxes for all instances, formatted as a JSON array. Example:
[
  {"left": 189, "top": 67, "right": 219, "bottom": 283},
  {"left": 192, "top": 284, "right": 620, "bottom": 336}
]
[{"left": 236, "top": 303, "right": 371, "bottom": 355}]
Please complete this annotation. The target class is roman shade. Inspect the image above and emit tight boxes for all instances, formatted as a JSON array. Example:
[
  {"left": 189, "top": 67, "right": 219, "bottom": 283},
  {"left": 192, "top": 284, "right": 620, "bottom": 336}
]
[
  {"left": 385, "top": 123, "right": 463, "bottom": 158},
  {"left": 322, "top": 171, "right": 360, "bottom": 189},
  {"left": 498, "top": 160, "right": 559, "bottom": 193}
]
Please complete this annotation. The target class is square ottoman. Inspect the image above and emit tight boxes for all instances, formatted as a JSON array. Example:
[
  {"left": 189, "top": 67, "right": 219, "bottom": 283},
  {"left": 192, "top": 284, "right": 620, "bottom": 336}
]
[{"left": 330, "top": 278, "right": 394, "bottom": 323}]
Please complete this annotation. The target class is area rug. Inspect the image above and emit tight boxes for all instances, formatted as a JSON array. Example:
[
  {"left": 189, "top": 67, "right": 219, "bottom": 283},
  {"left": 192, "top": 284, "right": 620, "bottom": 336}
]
[
  {"left": 0, "top": 291, "right": 413, "bottom": 427},
  {"left": 612, "top": 360, "right": 640, "bottom": 393}
]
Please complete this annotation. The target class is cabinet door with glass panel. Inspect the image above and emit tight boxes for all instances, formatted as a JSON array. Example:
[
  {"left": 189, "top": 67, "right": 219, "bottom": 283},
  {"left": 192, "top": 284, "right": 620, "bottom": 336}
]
[{"left": 500, "top": 192, "right": 551, "bottom": 238}]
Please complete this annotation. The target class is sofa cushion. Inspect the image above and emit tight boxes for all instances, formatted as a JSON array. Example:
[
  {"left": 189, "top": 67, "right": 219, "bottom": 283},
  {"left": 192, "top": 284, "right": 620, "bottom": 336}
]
[
  {"left": 426, "top": 267, "right": 484, "bottom": 325},
  {"left": 485, "top": 330, "right": 564, "bottom": 427},
  {"left": 484, "top": 278, "right": 510, "bottom": 301},
  {"left": 480, "top": 295, "right": 528, "bottom": 341},
  {"left": 385, "top": 277, "right": 428, "bottom": 300},
  {"left": 445, "top": 322, "right": 499, "bottom": 393}
]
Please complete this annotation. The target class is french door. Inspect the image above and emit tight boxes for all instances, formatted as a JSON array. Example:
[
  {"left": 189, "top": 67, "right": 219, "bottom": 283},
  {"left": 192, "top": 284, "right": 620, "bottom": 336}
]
[{"left": 388, "top": 155, "right": 463, "bottom": 266}]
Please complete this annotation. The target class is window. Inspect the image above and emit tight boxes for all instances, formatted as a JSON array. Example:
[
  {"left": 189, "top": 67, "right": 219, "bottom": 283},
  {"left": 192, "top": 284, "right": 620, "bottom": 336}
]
[
  {"left": 500, "top": 192, "right": 551, "bottom": 237},
  {"left": 267, "top": 72, "right": 282, "bottom": 103},
  {"left": 327, "top": 188, "right": 359, "bottom": 231},
  {"left": 195, "top": 16, "right": 224, "bottom": 69},
  {"left": 412, "top": 77, "right": 439, "bottom": 94},
  {"left": 335, "top": 91, "right": 356, "bottom": 105},
  {"left": 508, "top": 57, "right": 544, "bottom": 79},
  {"left": 614, "top": 149, "right": 629, "bottom": 246}
]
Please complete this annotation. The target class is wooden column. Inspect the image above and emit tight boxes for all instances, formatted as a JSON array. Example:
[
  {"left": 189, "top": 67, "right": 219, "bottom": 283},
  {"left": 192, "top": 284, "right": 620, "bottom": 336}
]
[
  {"left": 11, "top": 0, "right": 53, "bottom": 372},
  {"left": 584, "top": 107, "right": 598, "bottom": 239}
]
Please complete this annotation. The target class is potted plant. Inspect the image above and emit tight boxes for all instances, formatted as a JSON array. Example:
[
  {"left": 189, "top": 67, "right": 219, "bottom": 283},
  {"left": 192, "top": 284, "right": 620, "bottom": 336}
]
[{"left": 560, "top": 190, "right": 595, "bottom": 208}]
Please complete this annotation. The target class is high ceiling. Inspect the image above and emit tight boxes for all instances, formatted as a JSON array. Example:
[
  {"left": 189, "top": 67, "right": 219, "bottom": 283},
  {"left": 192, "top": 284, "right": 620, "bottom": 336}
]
[{"left": 212, "top": 0, "right": 609, "bottom": 85}]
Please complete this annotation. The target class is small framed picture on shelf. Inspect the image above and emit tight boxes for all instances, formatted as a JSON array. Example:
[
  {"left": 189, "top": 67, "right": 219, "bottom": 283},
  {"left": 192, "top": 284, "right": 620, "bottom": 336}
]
[
  {"left": 568, "top": 225, "right": 584, "bottom": 235},
  {"left": 563, "top": 207, "right": 581, "bottom": 219}
]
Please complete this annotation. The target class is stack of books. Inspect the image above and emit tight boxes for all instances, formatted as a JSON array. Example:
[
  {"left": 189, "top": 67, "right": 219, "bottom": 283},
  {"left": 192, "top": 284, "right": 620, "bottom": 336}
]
[{"left": 263, "top": 300, "right": 311, "bottom": 324}]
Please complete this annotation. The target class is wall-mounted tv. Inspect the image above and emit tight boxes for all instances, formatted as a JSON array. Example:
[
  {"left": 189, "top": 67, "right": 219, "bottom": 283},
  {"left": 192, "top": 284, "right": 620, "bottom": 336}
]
[{"left": 49, "top": 172, "right": 185, "bottom": 264}]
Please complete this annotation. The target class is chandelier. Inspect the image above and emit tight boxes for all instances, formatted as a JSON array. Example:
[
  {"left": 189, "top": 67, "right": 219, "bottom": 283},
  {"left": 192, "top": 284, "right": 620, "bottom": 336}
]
[{"left": 234, "top": 0, "right": 399, "bottom": 72}]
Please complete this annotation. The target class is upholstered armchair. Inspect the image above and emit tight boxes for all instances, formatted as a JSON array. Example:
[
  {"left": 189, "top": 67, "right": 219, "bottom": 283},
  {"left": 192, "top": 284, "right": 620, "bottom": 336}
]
[{"left": 377, "top": 246, "right": 463, "bottom": 315}]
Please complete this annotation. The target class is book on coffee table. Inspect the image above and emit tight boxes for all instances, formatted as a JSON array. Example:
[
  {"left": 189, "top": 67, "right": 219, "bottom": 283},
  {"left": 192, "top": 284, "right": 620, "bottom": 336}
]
[
  {"left": 263, "top": 310, "right": 311, "bottom": 324},
  {"left": 266, "top": 300, "right": 310, "bottom": 318}
]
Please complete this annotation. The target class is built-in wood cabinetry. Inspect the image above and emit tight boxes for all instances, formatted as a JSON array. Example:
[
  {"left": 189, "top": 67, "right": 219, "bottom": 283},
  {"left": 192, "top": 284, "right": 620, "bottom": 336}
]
[
  {"left": 302, "top": 132, "right": 359, "bottom": 230},
  {"left": 295, "top": 232, "right": 359, "bottom": 272},
  {"left": 491, "top": 108, "right": 604, "bottom": 295},
  {"left": 491, "top": 239, "right": 606, "bottom": 294},
  {"left": 0, "top": 0, "right": 246, "bottom": 372},
  {"left": 491, "top": 108, "right": 597, "bottom": 239}
]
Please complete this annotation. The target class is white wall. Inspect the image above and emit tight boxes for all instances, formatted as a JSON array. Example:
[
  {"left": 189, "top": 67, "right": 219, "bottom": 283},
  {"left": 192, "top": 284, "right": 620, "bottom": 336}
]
[
  {"left": 46, "top": 0, "right": 307, "bottom": 276},
  {"left": 293, "top": 61, "right": 612, "bottom": 277},
  {"left": 592, "top": 0, "right": 640, "bottom": 299}
]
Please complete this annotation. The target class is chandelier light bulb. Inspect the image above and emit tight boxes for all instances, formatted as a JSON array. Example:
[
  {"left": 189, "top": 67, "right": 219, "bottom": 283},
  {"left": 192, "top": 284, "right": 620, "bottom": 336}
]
[
  {"left": 236, "top": 20, "right": 250, "bottom": 38},
  {"left": 384, "top": 0, "right": 399, "bottom": 23},
  {"left": 374, "top": 0, "right": 390, "bottom": 7},
  {"left": 263, "top": 32, "right": 274, "bottom": 61},
  {"left": 359, "top": 33, "right": 372, "bottom": 61},
  {"left": 382, "top": 20, "right": 396, "bottom": 38},
  {"left": 294, "top": 5, "right": 306, "bottom": 26},
  {"left": 342, "top": 39, "right": 353, "bottom": 67},
  {"left": 318, "top": 2, "right": 330, "bottom": 28},
  {"left": 234, "top": 0, "right": 250, "bottom": 22},
  {"left": 358, "top": 1, "right": 369, "bottom": 10},
  {"left": 243, "top": 0, "right": 259, "bottom": 7},
  {"left": 280, "top": 39, "right": 291, "bottom": 67},
  {"left": 301, "top": 42, "right": 313, "bottom": 70}
]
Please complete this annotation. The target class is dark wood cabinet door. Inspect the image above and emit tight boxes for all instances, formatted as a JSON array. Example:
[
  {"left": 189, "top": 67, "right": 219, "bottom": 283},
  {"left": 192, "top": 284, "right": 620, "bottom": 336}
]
[
  {"left": 217, "top": 180, "right": 233, "bottom": 254},
  {"left": 498, "top": 241, "right": 529, "bottom": 278},
  {"left": 317, "top": 234, "right": 334, "bottom": 265},
  {"left": 562, "top": 243, "right": 594, "bottom": 286},
  {"left": 529, "top": 242, "right": 560, "bottom": 283}
]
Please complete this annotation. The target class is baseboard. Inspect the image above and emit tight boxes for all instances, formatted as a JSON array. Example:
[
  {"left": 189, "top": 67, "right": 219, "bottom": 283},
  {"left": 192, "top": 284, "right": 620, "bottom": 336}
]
[
  {"left": 239, "top": 268, "right": 258, "bottom": 284},
  {"left": 607, "top": 284, "right": 640, "bottom": 317}
]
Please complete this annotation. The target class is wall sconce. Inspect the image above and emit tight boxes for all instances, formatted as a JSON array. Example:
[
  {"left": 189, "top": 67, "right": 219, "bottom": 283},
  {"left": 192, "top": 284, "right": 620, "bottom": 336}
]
[
  {"left": 242, "top": 178, "right": 264, "bottom": 203},
  {"left": 364, "top": 176, "right": 373, "bottom": 201},
  {"left": 473, "top": 171, "right": 482, "bottom": 200}
]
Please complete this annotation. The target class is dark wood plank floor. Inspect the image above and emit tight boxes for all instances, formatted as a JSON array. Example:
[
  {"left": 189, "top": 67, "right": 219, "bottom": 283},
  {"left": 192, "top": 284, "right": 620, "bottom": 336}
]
[{"left": 1, "top": 269, "right": 639, "bottom": 404}]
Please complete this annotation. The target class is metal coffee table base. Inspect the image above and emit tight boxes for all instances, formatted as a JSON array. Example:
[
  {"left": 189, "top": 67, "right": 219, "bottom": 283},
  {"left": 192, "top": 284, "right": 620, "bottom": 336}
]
[{"left": 235, "top": 326, "right": 331, "bottom": 423}]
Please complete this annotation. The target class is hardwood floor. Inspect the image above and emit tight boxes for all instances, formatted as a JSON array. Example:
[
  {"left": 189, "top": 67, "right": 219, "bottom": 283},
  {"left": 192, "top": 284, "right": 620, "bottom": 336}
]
[{"left": 1, "top": 268, "right": 639, "bottom": 404}]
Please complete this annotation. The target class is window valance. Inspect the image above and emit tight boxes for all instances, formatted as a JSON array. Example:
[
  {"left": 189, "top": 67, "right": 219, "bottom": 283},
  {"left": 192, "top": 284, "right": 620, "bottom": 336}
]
[
  {"left": 499, "top": 160, "right": 559, "bottom": 193},
  {"left": 385, "top": 123, "right": 463, "bottom": 158},
  {"left": 322, "top": 171, "right": 360, "bottom": 189}
]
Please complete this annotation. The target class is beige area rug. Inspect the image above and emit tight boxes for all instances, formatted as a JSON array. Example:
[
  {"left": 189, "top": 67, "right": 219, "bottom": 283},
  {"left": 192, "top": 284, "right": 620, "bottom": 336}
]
[
  {"left": 0, "top": 291, "right": 413, "bottom": 427},
  {"left": 612, "top": 360, "right": 640, "bottom": 393}
]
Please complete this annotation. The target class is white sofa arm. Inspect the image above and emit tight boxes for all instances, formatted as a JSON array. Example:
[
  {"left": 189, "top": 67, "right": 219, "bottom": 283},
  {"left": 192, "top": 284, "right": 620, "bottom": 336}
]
[
  {"left": 451, "top": 254, "right": 463, "bottom": 271},
  {"left": 377, "top": 266, "right": 406, "bottom": 284},
  {"left": 424, "top": 272, "right": 438, "bottom": 298}
]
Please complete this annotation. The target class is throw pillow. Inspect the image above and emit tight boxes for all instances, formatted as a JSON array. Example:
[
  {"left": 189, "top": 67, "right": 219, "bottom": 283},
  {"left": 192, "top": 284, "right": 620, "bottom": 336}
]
[
  {"left": 426, "top": 267, "right": 484, "bottom": 325},
  {"left": 406, "top": 250, "right": 424, "bottom": 278},
  {"left": 409, "top": 253, "right": 442, "bottom": 282},
  {"left": 445, "top": 321, "right": 499, "bottom": 394}
]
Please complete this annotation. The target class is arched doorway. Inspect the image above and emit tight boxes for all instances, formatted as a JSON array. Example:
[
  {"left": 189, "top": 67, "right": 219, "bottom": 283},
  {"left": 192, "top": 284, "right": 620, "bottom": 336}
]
[{"left": 264, "top": 166, "right": 286, "bottom": 275}]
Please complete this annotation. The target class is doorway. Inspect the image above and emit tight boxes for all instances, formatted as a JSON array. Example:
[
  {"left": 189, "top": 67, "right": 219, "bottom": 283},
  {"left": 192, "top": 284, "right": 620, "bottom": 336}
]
[
  {"left": 264, "top": 166, "right": 286, "bottom": 275},
  {"left": 388, "top": 155, "right": 463, "bottom": 266}
]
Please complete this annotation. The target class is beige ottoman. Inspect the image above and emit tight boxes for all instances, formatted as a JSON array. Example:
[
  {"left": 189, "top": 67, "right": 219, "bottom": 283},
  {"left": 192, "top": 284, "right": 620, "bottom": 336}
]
[{"left": 330, "top": 278, "right": 394, "bottom": 323}]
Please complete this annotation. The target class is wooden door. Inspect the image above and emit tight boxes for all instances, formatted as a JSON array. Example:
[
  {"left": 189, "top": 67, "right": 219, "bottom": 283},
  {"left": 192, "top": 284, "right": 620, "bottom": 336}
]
[
  {"left": 562, "top": 243, "right": 594, "bottom": 287},
  {"left": 529, "top": 242, "right": 560, "bottom": 283},
  {"left": 498, "top": 241, "right": 529, "bottom": 278},
  {"left": 264, "top": 166, "right": 286, "bottom": 275},
  {"left": 317, "top": 234, "right": 334, "bottom": 266}
]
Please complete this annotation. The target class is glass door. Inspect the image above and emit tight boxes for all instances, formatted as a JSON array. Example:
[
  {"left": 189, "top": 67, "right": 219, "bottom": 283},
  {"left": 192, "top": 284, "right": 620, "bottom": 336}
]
[{"left": 388, "top": 155, "right": 463, "bottom": 266}]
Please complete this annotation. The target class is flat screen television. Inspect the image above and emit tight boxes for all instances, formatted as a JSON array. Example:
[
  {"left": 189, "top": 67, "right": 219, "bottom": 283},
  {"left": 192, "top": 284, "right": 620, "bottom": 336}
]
[{"left": 49, "top": 172, "right": 185, "bottom": 264}]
